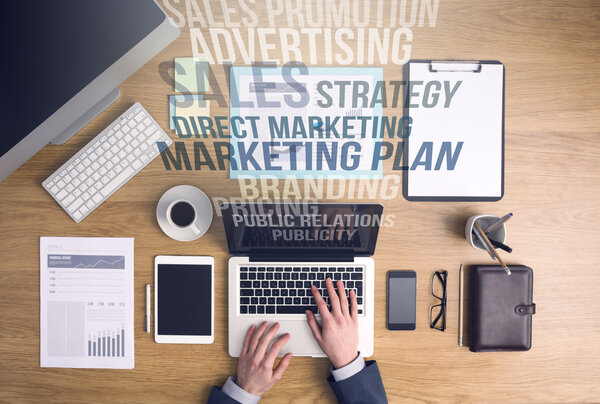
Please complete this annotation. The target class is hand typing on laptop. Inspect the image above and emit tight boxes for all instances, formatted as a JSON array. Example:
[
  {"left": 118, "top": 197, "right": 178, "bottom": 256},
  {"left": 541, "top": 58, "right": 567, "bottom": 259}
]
[
  {"left": 306, "top": 279, "right": 360, "bottom": 369},
  {"left": 207, "top": 278, "right": 387, "bottom": 404}
]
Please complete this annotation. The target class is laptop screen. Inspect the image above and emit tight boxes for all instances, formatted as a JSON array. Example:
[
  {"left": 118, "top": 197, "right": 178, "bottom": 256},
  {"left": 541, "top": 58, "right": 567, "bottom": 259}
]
[{"left": 220, "top": 203, "right": 383, "bottom": 257}]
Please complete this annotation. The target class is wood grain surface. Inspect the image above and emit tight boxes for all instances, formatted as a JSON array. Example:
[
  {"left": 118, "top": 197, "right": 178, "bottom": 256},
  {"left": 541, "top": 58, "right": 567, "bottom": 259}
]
[{"left": 1, "top": 1, "right": 599, "bottom": 402}]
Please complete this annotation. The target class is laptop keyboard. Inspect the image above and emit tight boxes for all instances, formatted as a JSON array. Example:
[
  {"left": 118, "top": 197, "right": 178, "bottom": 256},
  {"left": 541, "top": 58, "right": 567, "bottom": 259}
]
[{"left": 239, "top": 266, "right": 364, "bottom": 315}]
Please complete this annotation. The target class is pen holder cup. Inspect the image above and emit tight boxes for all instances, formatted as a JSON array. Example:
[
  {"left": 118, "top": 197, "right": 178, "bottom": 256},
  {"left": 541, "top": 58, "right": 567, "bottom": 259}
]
[{"left": 465, "top": 215, "right": 507, "bottom": 251}]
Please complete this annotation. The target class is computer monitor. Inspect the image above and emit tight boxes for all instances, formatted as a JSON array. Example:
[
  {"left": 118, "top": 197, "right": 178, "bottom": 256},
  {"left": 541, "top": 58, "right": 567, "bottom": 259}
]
[{"left": 0, "top": 0, "right": 179, "bottom": 183}]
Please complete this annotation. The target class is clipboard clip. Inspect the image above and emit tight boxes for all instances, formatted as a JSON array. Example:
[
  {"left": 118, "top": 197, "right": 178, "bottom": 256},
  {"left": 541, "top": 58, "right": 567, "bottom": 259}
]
[{"left": 429, "top": 61, "right": 482, "bottom": 73}]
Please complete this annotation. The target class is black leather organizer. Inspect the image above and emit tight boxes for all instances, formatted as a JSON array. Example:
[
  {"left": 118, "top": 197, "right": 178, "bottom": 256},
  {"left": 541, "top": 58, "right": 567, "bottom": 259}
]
[{"left": 470, "top": 265, "right": 536, "bottom": 352}]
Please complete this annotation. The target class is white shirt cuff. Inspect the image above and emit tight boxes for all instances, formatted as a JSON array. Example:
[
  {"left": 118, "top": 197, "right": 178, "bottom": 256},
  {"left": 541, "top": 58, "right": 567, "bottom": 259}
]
[
  {"left": 330, "top": 352, "right": 366, "bottom": 382},
  {"left": 221, "top": 376, "right": 261, "bottom": 404}
]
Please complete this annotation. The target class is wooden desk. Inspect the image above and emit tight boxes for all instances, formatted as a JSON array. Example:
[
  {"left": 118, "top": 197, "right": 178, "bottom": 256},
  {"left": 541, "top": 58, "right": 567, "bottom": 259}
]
[{"left": 1, "top": 1, "right": 599, "bottom": 402}]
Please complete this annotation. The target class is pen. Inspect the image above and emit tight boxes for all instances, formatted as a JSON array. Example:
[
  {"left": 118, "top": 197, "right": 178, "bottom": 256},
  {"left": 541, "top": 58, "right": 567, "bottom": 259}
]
[
  {"left": 458, "top": 263, "right": 464, "bottom": 346},
  {"left": 474, "top": 222, "right": 511, "bottom": 275},
  {"left": 145, "top": 284, "right": 151, "bottom": 333},
  {"left": 484, "top": 212, "right": 513, "bottom": 233},
  {"left": 472, "top": 227, "right": 495, "bottom": 259},
  {"left": 489, "top": 238, "right": 512, "bottom": 253}
]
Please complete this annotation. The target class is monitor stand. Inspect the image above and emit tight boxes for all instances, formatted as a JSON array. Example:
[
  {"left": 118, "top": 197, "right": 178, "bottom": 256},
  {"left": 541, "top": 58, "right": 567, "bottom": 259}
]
[{"left": 51, "top": 87, "right": 120, "bottom": 145}]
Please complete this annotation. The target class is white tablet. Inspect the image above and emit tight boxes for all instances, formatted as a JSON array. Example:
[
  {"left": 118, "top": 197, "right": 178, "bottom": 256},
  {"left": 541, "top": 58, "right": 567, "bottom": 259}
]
[{"left": 154, "top": 256, "right": 214, "bottom": 344}]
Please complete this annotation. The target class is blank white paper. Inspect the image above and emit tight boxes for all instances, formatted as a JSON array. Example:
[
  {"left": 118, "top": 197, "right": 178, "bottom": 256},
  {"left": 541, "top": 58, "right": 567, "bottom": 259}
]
[{"left": 406, "top": 62, "right": 504, "bottom": 198}]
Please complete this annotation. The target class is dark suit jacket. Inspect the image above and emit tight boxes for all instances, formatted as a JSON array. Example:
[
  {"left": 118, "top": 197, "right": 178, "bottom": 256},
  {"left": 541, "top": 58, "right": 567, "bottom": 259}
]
[{"left": 207, "top": 360, "right": 387, "bottom": 404}]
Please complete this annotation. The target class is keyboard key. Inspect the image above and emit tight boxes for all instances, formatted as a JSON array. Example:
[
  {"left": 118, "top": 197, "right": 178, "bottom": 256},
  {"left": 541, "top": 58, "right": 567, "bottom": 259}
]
[
  {"left": 67, "top": 198, "right": 84, "bottom": 213},
  {"left": 277, "top": 306, "right": 310, "bottom": 314},
  {"left": 55, "top": 189, "right": 67, "bottom": 200},
  {"left": 240, "top": 289, "right": 253, "bottom": 296},
  {"left": 240, "top": 281, "right": 251, "bottom": 288},
  {"left": 255, "top": 290, "right": 262, "bottom": 297},
  {"left": 101, "top": 166, "right": 134, "bottom": 197},
  {"left": 252, "top": 281, "right": 260, "bottom": 288},
  {"left": 276, "top": 297, "right": 284, "bottom": 305},
  {"left": 257, "top": 306, "right": 264, "bottom": 314},
  {"left": 351, "top": 273, "right": 363, "bottom": 280},
  {"left": 259, "top": 297, "right": 266, "bottom": 305},
  {"left": 240, "top": 273, "right": 248, "bottom": 280},
  {"left": 248, "top": 306, "right": 256, "bottom": 314},
  {"left": 285, "top": 298, "right": 292, "bottom": 305},
  {"left": 240, "top": 306, "right": 248, "bottom": 314},
  {"left": 61, "top": 194, "right": 75, "bottom": 207},
  {"left": 266, "top": 306, "right": 275, "bottom": 314},
  {"left": 251, "top": 297, "right": 258, "bottom": 305}
]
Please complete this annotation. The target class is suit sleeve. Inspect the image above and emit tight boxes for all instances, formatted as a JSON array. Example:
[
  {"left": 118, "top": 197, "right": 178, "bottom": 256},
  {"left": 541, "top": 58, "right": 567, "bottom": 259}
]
[
  {"left": 327, "top": 360, "right": 388, "bottom": 404},
  {"left": 206, "top": 386, "right": 242, "bottom": 404}
]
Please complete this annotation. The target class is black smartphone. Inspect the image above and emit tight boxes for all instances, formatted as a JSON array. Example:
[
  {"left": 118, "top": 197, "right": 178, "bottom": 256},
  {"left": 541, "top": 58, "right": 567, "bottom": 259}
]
[{"left": 387, "top": 270, "right": 417, "bottom": 330}]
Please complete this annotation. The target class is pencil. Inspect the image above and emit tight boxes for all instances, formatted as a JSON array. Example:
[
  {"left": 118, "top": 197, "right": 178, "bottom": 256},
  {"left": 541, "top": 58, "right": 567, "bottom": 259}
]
[
  {"left": 474, "top": 222, "right": 511, "bottom": 275},
  {"left": 458, "top": 263, "right": 464, "bottom": 346}
]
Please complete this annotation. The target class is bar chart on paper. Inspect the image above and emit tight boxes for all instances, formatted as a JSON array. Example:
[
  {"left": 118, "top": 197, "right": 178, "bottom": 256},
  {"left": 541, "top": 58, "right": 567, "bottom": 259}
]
[
  {"left": 88, "top": 326, "right": 126, "bottom": 357},
  {"left": 40, "top": 237, "right": 134, "bottom": 369}
]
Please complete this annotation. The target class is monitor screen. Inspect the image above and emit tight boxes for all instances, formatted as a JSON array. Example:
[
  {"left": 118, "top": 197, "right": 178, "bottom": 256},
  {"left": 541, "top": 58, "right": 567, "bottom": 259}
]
[
  {"left": 0, "top": 0, "right": 164, "bottom": 158},
  {"left": 220, "top": 203, "right": 383, "bottom": 256}
]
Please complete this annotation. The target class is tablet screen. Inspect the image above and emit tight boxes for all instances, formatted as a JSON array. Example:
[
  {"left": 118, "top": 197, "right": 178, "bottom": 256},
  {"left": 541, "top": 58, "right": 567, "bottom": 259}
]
[{"left": 157, "top": 264, "right": 212, "bottom": 336}]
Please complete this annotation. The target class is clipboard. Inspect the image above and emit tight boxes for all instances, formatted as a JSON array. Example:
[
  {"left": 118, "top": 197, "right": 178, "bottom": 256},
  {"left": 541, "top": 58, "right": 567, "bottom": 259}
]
[{"left": 403, "top": 60, "right": 505, "bottom": 201}]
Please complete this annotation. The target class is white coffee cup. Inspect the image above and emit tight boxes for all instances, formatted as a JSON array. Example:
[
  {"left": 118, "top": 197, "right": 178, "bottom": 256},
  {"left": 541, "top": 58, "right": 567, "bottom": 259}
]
[{"left": 166, "top": 199, "right": 201, "bottom": 235}]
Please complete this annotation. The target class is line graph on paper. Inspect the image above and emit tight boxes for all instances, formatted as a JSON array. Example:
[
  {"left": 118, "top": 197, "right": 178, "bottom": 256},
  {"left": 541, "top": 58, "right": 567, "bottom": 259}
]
[{"left": 48, "top": 255, "right": 125, "bottom": 270}]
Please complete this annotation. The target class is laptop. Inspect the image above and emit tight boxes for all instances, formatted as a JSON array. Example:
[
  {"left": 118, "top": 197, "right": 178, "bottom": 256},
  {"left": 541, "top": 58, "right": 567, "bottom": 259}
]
[{"left": 221, "top": 202, "right": 383, "bottom": 357}]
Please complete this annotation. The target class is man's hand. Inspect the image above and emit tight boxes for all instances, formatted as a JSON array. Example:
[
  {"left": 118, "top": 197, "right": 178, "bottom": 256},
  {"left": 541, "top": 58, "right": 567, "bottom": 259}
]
[
  {"left": 236, "top": 322, "right": 293, "bottom": 396},
  {"left": 305, "top": 278, "right": 359, "bottom": 368}
]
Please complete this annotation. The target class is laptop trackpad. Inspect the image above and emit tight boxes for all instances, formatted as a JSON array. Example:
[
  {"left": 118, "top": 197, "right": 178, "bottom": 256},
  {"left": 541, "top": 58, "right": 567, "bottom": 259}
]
[{"left": 268, "top": 319, "right": 325, "bottom": 357}]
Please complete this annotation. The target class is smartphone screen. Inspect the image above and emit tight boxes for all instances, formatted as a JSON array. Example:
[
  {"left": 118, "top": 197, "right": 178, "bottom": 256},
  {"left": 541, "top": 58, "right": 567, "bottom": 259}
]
[{"left": 387, "top": 271, "right": 417, "bottom": 330}]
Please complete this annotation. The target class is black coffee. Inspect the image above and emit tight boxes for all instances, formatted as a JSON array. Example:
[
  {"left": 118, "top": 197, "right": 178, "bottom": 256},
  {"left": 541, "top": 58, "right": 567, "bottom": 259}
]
[{"left": 170, "top": 201, "right": 195, "bottom": 227}]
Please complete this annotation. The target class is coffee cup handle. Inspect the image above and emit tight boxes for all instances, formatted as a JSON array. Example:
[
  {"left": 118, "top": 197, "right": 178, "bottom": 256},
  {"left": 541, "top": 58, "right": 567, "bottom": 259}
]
[{"left": 189, "top": 222, "right": 201, "bottom": 235}]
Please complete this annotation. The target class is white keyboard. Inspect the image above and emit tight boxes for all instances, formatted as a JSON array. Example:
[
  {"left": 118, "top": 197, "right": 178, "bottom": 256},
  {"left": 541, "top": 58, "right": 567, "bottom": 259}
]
[{"left": 43, "top": 102, "right": 172, "bottom": 223}]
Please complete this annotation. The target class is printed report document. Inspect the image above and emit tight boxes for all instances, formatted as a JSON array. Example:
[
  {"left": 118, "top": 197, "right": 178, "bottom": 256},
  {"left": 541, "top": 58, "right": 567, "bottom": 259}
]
[{"left": 40, "top": 237, "right": 134, "bottom": 369}]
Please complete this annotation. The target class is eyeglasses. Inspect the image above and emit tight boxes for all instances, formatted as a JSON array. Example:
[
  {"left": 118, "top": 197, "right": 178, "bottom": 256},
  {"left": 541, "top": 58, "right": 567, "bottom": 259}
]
[{"left": 430, "top": 270, "right": 447, "bottom": 331}]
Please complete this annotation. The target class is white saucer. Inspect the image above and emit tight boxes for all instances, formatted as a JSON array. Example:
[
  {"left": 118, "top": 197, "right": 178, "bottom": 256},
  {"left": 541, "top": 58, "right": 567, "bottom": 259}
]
[{"left": 156, "top": 185, "right": 213, "bottom": 242}]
